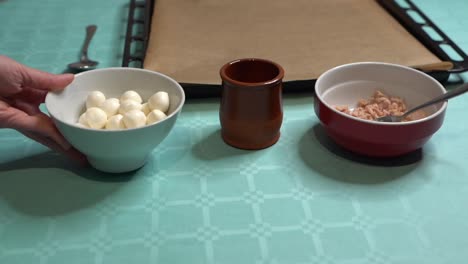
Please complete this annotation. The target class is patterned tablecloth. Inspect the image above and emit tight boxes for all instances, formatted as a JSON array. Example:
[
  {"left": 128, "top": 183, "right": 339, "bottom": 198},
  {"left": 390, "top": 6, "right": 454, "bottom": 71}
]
[{"left": 1, "top": 0, "right": 468, "bottom": 263}]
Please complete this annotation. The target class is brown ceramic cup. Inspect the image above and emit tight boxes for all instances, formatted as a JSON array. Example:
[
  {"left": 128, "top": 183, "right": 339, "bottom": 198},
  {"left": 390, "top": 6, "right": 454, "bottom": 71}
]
[{"left": 219, "top": 58, "right": 284, "bottom": 150}]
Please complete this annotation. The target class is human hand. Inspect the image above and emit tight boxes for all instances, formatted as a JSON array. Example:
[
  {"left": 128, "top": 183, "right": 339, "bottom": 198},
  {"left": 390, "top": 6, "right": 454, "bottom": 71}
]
[{"left": 0, "top": 55, "right": 87, "bottom": 164}]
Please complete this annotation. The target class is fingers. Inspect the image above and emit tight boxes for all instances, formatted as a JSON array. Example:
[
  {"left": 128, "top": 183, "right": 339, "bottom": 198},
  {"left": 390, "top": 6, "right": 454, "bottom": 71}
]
[
  {"left": 0, "top": 108, "right": 71, "bottom": 150},
  {"left": 19, "top": 64, "right": 74, "bottom": 91},
  {"left": 21, "top": 130, "right": 88, "bottom": 165},
  {"left": 1, "top": 102, "right": 87, "bottom": 165},
  {"left": 0, "top": 56, "right": 24, "bottom": 96},
  {"left": 16, "top": 88, "right": 48, "bottom": 104},
  {"left": 8, "top": 88, "right": 48, "bottom": 115},
  {"left": 26, "top": 113, "right": 72, "bottom": 151},
  {"left": 10, "top": 99, "right": 42, "bottom": 115}
]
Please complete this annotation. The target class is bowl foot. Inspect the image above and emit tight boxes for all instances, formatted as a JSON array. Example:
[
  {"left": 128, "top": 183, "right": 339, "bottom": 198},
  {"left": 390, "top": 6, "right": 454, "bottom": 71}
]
[{"left": 88, "top": 155, "right": 147, "bottom": 173}]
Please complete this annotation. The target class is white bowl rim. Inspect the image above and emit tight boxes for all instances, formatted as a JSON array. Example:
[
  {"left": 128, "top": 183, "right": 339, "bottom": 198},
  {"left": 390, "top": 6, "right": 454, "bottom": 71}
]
[
  {"left": 315, "top": 61, "right": 448, "bottom": 126},
  {"left": 45, "top": 67, "right": 186, "bottom": 132}
]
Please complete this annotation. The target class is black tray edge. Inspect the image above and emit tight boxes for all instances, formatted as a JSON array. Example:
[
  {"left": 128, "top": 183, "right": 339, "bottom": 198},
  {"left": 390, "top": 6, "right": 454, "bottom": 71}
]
[{"left": 377, "top": 0, "right": 468, "bottom": 73}]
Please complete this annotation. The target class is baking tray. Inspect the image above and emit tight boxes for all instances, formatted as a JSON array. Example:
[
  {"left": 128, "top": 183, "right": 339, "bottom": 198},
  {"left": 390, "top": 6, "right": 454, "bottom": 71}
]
[{"left": 123, "top": 0, "right": 468, "bottom": 98}]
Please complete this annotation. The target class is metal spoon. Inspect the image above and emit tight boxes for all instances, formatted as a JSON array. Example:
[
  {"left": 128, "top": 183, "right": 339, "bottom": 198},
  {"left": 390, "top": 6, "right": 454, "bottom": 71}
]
[
  {"left": 376, "top": 82, "right": 468, "bottom": 122},
  {"left": 68, "top": 25, "right": 98, "bottom": 71}
]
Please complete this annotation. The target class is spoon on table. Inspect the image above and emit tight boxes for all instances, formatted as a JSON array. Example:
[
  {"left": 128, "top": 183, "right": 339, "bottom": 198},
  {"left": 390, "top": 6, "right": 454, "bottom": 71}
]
[
  {"left": 68, "top": 25, "right": 98, "bottom": 71},
  {"left": 376, "top": 82, "right": 468, "bottom": 122}
]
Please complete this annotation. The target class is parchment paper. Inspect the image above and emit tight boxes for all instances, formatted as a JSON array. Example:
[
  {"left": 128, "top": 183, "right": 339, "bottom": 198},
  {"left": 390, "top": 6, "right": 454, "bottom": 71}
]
[{"left": 144, "top": 0, "right": 440, "bottom": 84}]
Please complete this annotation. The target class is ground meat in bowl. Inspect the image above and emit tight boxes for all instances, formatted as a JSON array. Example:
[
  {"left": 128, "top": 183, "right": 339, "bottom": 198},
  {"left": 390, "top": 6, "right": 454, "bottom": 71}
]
[{"left": 335, "top": 90, "right": 426, "bottom": 121}]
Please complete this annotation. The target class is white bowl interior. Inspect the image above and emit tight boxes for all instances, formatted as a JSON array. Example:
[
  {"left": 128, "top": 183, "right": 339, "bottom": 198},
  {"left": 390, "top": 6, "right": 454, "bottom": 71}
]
[
  {"left": 316, "top": 62, "right": 447, "bottom": 118},
  {"left": 46, "top": 68, "right": 184, "bottom": 126}
]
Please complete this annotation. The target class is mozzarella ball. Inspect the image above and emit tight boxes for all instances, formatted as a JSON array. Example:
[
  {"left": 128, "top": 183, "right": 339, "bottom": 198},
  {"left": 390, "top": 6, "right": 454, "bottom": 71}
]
[
  {"left": 85, "top": 107, "right": 107, "bottom": 129},
  {"left": 147, "top": 109, "right": 167, "bottom": 125},
  {"left": 141, "top": 102, "right": 151, "bottom": 115},
  {"left": 120, "top": 90, "right": 142, "bottom": 104},
  {"left": 100, "top": 98, "right": 120, "bottom": 117},
  {"left": 119, "top": 99, "right": 142, "bottom": 114},
  {"left": 86, "top": 91, "right": 106, "bottom": 109},
  {"left": 123, "top": 110, "right": 146, "bottom": 129},
  {"left": 78, "top": 112, "right": 89, "bottom": 127},
  {"left": 148, "top": 91, "right": 170, "bottom": 113},
  {"left": 105, "top": 114, "right": 126, "bottom": 130}
]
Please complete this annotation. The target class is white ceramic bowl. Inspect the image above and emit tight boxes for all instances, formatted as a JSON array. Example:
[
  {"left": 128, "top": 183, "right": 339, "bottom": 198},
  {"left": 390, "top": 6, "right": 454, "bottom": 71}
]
[{"left": 45, "top": 68, "right": 185, "bottom": 173}]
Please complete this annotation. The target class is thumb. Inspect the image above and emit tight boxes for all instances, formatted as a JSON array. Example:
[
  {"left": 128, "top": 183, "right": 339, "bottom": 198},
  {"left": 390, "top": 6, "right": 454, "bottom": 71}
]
[{"left": 20, "top": 65, "right": 74, "bottom": 91}]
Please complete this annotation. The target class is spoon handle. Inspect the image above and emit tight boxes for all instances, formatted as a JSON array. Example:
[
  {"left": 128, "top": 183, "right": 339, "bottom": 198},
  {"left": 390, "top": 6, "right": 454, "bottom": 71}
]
[
  {"left": 80, "top": 25, "right": 97, "bottom": 62},
  {"left": 404, "top": 82, "right": 468, "bottom": 117}
]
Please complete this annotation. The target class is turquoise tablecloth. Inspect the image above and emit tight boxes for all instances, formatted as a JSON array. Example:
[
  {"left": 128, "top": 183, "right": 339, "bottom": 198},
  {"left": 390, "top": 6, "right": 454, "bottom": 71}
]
[{"left": 1, "top": 0, "right": 468, "bottom": 263}]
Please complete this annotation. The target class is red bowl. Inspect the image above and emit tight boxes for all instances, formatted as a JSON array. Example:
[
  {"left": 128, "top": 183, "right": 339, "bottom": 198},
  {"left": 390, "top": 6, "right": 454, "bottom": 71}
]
[{"left": 314, "top": 62, "right": 447, "bottom": 157}]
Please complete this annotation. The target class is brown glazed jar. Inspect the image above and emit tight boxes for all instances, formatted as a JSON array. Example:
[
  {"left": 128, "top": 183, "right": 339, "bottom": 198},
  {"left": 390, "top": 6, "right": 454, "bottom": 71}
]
[{"left": 219, "top": 58, "right": 284, "bottom": 150}]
